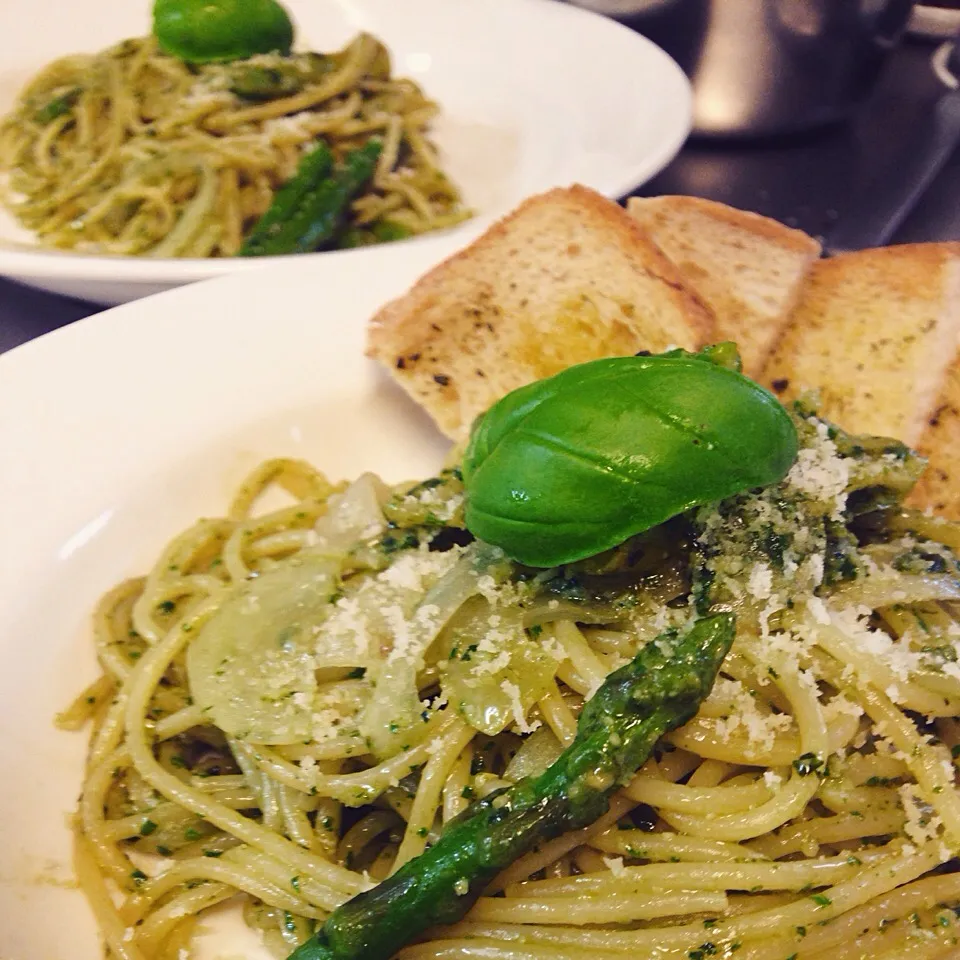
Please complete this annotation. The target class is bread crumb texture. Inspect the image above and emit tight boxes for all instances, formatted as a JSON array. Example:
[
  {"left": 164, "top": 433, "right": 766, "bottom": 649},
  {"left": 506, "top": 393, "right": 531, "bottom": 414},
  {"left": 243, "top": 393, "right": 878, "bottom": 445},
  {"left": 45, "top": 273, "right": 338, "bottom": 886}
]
[
  {"left": 627, "top": 195, "right": 820, "bottom": 377},
  {"left": 908, "top": 355, "right": 960, "bottom": 519},
  {"left": 367, "top": 185, "right": 714, "bottom": 440},
  {"left": 763, "top": 243, "right": 960, "bottom": 448}
]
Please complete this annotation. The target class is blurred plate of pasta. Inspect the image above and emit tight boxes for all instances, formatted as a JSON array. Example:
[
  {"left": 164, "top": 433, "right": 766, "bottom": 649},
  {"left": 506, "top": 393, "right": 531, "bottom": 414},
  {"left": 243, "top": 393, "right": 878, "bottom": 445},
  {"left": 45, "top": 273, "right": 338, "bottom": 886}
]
[{"left": 0, "top": 0, "right": 691, "bottom": 305}]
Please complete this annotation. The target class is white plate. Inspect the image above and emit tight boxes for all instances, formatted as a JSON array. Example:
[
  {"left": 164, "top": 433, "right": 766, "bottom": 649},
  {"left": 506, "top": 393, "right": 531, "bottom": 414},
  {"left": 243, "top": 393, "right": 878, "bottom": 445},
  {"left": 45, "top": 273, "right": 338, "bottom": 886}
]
[
  {"left": 0, "top": 243, "right": 463, "bottom": 959},
  {"left": 0, "top": 0, "right": 691, "bottom": 306}
]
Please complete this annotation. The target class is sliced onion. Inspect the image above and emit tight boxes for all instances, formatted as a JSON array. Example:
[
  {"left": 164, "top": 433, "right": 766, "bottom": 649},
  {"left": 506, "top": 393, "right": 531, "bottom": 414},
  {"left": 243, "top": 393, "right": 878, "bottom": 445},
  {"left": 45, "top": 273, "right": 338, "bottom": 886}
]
[{"left": 187, "top": 555, "right": 338, "bottom": 744}]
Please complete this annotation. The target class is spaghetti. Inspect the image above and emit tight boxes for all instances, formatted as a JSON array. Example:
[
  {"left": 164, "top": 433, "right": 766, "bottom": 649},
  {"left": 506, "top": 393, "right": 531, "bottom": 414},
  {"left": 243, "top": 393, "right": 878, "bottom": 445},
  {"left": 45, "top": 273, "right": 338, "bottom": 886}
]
[
  {"left": 0, "top": 33, "right": 469, "bottom": 257},
  {"left": 62, "top": 406, "right": 960, "bottom": 960}
]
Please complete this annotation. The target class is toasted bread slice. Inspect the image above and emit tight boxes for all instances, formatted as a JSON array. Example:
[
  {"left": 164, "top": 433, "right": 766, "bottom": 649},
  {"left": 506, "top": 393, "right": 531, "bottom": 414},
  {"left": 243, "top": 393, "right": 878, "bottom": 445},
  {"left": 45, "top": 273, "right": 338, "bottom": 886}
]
[
  {"left": 627, "top": 195, "right": 821, "bottom": 377},
  {"left": 763, "top": 243, "right": 960, "bottom": 446},
  {"left": 908, "top": 357, "right": 960, "bottom": 519},
  {"left": 367, "top": 185, "right": 715, "bottom": 440}
]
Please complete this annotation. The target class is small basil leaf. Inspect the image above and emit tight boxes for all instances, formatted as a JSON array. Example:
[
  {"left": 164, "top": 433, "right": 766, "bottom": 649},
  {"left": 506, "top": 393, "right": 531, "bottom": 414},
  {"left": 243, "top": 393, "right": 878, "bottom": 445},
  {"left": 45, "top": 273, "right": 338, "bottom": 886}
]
[
  {"left": 462, "top": 353, "right": 798, "bottom": 567},
  {"left": 153, "top": 0, "right": 294, "bottom": 64}
]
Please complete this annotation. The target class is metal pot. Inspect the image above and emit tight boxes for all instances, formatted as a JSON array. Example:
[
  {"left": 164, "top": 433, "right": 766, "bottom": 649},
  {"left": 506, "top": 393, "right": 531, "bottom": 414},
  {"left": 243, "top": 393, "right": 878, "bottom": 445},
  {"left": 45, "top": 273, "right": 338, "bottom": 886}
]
[{"left": 568, "top": 0, "right": 918, "bottom": 138}]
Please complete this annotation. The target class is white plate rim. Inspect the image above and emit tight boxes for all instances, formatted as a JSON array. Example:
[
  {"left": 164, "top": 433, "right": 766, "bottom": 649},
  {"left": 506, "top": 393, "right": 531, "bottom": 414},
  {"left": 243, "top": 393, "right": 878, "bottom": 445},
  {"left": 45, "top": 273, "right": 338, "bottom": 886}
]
[{"left": 0, "top": 0, "right": 691, "bottom": 288}]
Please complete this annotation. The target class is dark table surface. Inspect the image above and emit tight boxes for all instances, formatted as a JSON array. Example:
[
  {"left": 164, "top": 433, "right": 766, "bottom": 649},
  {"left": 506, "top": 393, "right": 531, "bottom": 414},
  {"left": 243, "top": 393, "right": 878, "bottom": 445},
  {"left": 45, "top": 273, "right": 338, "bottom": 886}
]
[{"left": 2, "top": 35, "right": 959, "bottom": 357}]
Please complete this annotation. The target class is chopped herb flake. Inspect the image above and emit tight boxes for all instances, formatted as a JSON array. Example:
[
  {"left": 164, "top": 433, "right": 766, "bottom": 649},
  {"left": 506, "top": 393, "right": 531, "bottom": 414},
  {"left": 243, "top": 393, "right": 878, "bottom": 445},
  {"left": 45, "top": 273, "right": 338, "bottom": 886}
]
[{"left": 792, "top": 753, "right": 825, "bottom": 776}]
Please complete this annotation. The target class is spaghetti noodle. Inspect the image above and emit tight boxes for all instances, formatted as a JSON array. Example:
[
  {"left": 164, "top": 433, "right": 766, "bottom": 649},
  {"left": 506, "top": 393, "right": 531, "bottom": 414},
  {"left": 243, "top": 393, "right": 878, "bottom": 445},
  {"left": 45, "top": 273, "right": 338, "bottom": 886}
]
[
  {"left": 0, "top": 33, "right": 469, "bottom": 257},
  {"left": 62, "top": 406, "right": 960, "bottom": 960}
]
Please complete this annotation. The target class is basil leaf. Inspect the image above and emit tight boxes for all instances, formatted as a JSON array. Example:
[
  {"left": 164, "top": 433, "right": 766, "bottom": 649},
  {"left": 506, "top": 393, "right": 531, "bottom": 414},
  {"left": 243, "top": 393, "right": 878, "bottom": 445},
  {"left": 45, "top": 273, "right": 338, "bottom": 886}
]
[
  {"left": 153, "top": 0, "right": 294, "bottom": 64},
  {"left": 462, "top": 349, "right": 798, "bottom": 567}
]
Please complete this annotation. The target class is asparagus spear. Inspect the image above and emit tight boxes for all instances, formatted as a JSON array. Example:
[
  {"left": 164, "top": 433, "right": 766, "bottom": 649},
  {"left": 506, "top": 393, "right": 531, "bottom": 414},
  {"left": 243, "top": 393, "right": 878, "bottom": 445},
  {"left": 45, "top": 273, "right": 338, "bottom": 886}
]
[
  {"left": 238, "top": 142, "right": 333, "bottom": 255},
  {"left": 34, "top": 86, "right": 81, "bottom": 124},
  {"left": 289, "top": 612, "right": 735, "bottom": 960},
  {"left": 229, "top": 64, "right": 304, "bottom": 101},
  {"left": 240, "top": 139, "right": 382, "bottom": 257}
]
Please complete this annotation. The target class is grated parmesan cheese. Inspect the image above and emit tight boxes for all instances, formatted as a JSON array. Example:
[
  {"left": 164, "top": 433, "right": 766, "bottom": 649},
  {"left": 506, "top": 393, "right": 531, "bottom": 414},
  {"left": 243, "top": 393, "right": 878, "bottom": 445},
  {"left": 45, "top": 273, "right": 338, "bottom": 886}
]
[
  {"left": 783, "top": 420, "right": 850, "bottom": 518},
  {"left": 473, "top": 650, "right": 512, "bottom": 677},
  {"left": 476, "top": 575, "right": 500, "bottom": 605},
  {"left": 602, "top": 855, "right": 626, "bottom": 877},
  {"left": 806, "top": 596, "right": 832, "bottom": 626},
  {"left": 500, "top": 679, "right": 536, "bottom": 734},
  {"left": 747, "top": 563, "right": 773, "bottom": 601},
  {"left": 899, "top": 784, "right": 943, "bottom": 846},
  {"left": 710, "top": 678, "right": 794, "bottom": 753}
]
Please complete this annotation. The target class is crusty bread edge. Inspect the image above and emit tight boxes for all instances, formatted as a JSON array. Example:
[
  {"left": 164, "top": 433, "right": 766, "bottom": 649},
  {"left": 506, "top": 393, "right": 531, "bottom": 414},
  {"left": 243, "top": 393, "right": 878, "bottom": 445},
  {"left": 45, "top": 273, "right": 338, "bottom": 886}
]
[
  {"left": 908, "top": 354, "right": 960, "bottom": 519},
  {"left": 762, "top": 242, "right": 960, "bottom": 446},
  {"left": 627, "top": 195, "right": 822, "bottom": 256},
  {"left": 367, "top": 184, "right": 717, "bottom": 362}
]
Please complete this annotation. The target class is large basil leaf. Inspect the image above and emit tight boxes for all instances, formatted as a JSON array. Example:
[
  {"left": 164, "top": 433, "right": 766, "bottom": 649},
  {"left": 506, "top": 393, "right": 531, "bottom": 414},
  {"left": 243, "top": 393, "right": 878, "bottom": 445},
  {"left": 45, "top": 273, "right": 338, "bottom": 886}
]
[{"left": 462, "top": 351, "right": 797, "bottom": 567}]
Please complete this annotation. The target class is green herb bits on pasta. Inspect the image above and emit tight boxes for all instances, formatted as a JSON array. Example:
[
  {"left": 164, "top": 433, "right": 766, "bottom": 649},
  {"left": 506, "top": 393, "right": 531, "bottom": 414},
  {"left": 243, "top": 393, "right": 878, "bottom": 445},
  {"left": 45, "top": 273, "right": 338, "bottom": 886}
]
[{"left": 462, "top": 345, "right": 799, "bottom": 567}]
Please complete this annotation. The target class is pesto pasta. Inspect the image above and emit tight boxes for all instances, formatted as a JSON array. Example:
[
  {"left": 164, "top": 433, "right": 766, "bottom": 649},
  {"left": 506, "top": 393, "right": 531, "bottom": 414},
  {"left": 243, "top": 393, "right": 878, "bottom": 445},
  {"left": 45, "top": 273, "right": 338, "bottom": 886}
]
[
  {"left": 0, "top": 33, "right": 470, "bottom": 257},
  {"left": 61, "top": 404, "right": 960, "bottom": 960}
]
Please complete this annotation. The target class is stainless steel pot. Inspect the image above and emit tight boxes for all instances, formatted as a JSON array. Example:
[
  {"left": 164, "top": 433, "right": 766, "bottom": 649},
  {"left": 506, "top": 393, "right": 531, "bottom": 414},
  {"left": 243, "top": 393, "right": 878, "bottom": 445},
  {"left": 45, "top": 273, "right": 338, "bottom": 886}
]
[{"left": 568, "top": 0, "right": 918, "bottom": 138}]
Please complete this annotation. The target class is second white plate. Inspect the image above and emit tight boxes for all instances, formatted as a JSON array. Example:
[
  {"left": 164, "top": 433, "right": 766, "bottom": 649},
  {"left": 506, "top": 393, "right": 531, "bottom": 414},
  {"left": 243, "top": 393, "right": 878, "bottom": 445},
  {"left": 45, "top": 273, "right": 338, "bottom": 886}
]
[{"left": 0, "top": 0, "right": 691, "bottom": 305}]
